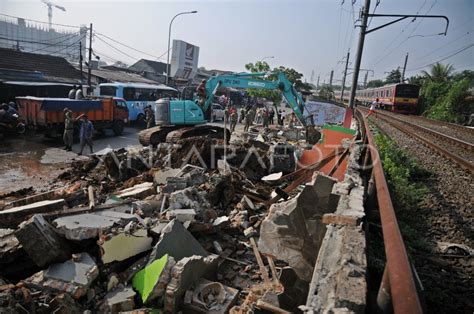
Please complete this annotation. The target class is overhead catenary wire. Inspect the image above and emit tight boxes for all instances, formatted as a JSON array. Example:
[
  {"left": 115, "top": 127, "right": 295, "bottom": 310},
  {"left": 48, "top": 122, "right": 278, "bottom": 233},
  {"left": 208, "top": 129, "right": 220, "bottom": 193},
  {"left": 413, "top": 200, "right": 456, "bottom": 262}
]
[
  {"left": 27, "top": 32, "right": 82, "bottom": 54},
  {"left": 407, "top": 43, "right": 474, "bottom": 71}
]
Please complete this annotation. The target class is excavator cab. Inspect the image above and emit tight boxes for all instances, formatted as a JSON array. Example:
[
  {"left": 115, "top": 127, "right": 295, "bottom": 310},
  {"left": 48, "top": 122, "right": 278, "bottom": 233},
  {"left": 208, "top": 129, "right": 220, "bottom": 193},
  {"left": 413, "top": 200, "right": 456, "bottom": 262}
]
[{"left": 155, "top": 98, "right": 206, "bottom": 126}]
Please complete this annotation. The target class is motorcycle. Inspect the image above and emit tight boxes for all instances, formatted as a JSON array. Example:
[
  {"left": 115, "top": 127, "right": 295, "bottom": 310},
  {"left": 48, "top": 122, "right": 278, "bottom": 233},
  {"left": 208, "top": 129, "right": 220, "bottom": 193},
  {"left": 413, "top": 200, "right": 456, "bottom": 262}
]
[{"left": 0, "top": 110, "right": 26, "bottom": 134}]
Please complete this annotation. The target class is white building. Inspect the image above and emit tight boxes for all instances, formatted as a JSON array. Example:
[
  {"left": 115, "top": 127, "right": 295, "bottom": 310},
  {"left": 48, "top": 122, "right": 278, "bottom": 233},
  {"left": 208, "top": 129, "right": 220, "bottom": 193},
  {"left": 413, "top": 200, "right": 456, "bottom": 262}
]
[{"left": 0, "top": 15, "right": 87, "bottom": 63}]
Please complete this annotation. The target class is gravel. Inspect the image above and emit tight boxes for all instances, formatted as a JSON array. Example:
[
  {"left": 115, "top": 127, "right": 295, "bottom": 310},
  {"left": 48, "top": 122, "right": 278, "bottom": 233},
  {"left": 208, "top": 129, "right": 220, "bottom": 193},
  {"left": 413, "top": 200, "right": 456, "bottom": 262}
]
[{"left": 371, "top": 117, "right": 474, "bottom": 313}]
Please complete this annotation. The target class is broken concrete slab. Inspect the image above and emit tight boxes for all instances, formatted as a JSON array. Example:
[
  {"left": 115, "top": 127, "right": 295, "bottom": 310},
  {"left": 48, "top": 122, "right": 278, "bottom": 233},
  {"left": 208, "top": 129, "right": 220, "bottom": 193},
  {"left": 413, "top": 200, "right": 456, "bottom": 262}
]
[
  {"left": 53, "top": 211, "right": 136, "bottom": 240},
  {"left": 183, "top": 279, "right": 239, "bottom": 313},
  {"left": 163, "top": 176, "right": 188, "bottom": 193},
  {"left": 15, "top": 214, "right": 72, "bottom": 267},
  {"left": 165, "top": 255, "right": 219, "bottom": 313},
  {"left": 116, "top": 182, "right": 155, "bottom": 199},
  {"left": 168, "top": 187, "right": 211, "bottom": 212},
  {"left": 0, "top": 199, "right": 65, "bottom": 228},
  {"left": 258, "top": 196, "right": 316, "bottom": 281},
  {"left": 304, "top": 225, "right": 366, "bottom": 313},
  {"left": 132, "top": 254, "right": 176, "bottom": 304},
  {"left": 24, "top": 253, "right": 99, "bottom": 299},
  {"left": 148, "top": 219, "right": 208, "bottom": 264},
  {"left": 99, "top": 228, "right": 153, "bottom": 264},
  {"left": 154, "top": 168, "right": 181, "bottom": 185},
  {"left": 166, "top": 209, "right": 196, "bottom": 224},
  {"left": 99, "top": 285, "right": 136, "bottom": 312}
]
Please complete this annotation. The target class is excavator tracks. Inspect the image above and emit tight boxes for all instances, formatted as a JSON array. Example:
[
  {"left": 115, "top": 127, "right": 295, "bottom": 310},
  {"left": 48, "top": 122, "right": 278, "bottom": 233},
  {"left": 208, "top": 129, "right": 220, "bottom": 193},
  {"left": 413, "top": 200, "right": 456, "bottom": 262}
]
[{"left": 138, "top": 125, "right": 231, "bottom": 147}]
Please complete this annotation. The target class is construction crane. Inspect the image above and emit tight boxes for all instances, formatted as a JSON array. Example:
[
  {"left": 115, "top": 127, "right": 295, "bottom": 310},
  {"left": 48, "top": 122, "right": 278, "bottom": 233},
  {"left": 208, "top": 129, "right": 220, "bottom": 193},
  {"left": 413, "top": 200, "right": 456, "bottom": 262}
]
[{"left": 41, "top": 0, "right": 66, "bottom": 30}]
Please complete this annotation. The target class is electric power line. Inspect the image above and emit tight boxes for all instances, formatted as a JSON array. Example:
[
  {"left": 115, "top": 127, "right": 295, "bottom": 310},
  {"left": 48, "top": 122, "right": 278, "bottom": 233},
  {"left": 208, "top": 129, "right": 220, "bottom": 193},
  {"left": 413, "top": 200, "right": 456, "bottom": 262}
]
[
  {"left": 0, "top": 32, "right": 80, "bottom": 48},
  {"left": 27, "top": 32, "right": 82, "bottom": 54},
  {"left": 0, "top": 13, "right": 81, "bottom": 29},
  {"left": 407, "top": 43, "right": 474, "bottom": 71}
]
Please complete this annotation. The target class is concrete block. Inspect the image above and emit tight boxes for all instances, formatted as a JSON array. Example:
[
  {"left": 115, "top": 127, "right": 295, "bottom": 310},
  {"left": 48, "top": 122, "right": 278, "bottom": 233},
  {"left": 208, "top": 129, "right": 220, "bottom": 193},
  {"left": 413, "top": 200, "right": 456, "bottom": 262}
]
[
  {"left": 15, "top": 214, "right": 71, "bottom": 267},
  {"left": 165, "top": 255, "right": 219, "bottom": 313},
  {"left": 168, "top": 187, "right": 211, "bottom": 212},
  {"left": 163, "top": 177, "right": 188, "bottom": 193},
  {"left": 53, "top": 211, "right": 136, "bottom": 240},
  {"left": 99, "top": 228, "right": 153, "bottom": 264},
  {"left": 166, "top": 209, "right": 196, "bottom": 224},
  {"left": 258, "top": 197, "right": 316, "bottom": 281},
  {"left": 24, "top": 253, "right": 99, "bottom": 299},
  {"left": 154, "top": 168, "right": 181, "bottom": 185},
  {"left": 116, "top": 182, "right": 155, "bottom": 199},
  {"left": 0, "top": 199, "right": 65, "bottom": 228},
  {"left": 100, "top": 286, "right": 136, "bottom": 313},
  {"left": 148, "top": 219, "right": 208, "bottom": 265}
]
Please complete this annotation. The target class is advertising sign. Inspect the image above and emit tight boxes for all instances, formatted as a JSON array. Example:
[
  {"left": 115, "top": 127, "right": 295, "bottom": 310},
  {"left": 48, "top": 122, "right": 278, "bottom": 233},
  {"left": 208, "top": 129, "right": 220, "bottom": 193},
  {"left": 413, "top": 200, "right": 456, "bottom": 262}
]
[{"left": 170, "top": 39, "right": 199, "bottom": 80}]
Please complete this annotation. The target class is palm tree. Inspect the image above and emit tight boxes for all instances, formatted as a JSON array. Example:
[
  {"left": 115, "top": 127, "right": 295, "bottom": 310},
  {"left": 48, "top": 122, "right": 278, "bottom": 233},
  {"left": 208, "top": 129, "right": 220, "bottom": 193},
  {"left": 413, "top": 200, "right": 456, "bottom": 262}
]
[{"left": 421, "top": 62, "right": 454, "bottom": 83}]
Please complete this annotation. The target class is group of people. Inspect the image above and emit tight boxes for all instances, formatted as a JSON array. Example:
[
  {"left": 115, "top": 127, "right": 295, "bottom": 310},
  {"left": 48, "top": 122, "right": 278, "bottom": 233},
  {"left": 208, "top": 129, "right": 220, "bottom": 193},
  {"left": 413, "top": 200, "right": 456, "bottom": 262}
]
[{"left": 62, "top": 108, "right": 94, "bottom": 155}]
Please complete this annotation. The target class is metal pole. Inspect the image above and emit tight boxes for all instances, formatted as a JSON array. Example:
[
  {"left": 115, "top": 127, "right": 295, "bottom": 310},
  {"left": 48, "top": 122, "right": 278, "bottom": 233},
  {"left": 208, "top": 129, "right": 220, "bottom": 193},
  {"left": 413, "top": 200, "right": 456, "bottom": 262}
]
[
  {"left": 401, "top": 52, "right": 408, "bottom": 83},
  {"left": 79, "top": 41, "right": 83, "bottom": 84},
  {"left": 349, "top": 0, "right": 370, "bottom": 109},
  {"left": 316, "top": 75, "right": 320, "bottom": 90},
  {"left": 166, "top": 11, "right": 197, "bottom": 86},
  {"left": 364, "top": 71, "right": 368, "bottom": 88},
  {"left": 329, "top": 70, "right": 334, "bottom": 87},
  {"left": 87, "top": 23, "right": 92, "bottom": 94},
  {"left": 340, "top": 51, "right": 350, "bottom": 103}
]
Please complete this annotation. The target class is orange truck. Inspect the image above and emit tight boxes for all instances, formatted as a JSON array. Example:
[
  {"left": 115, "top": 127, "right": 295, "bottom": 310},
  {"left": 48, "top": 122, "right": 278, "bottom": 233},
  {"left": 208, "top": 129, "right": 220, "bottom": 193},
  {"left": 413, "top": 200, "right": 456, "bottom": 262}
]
[{"left": 16, "top": 96, "right": 129, "bottom": 137}]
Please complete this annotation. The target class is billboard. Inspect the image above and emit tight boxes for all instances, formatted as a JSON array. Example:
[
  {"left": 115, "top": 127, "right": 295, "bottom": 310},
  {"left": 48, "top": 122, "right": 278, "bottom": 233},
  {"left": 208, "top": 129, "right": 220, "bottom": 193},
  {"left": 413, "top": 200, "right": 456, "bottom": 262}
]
[{"left": 170, "top": 39, "right": 199, "bottom": 80}]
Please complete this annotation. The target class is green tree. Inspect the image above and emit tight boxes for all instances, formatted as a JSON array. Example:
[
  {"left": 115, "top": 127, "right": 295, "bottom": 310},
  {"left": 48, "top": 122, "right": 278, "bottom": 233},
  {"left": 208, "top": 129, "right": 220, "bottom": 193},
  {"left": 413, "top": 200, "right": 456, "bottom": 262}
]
[
  {"left": 273, "top": 66, "right": 312, "bottom": 91},
  {"left": 407, "top": 75, "right": 424, "bottom": 86},
  {"left": 421, "top": 62, "right": 454, "bottom": 83},
  {"left": 244, "top": 61, "right": 281, "bottom": 103},
  {"left": 318, "top": 85, "right": 334, "bottom": 100},
  {"left": 385, "top": 68, "right": 402, "bottom": 84},
  {"left": 366, "top": 79, "right": 384, "bottom": 88},
  {"left": 425, "top": 79, "right": 472, "bottom": 123}
]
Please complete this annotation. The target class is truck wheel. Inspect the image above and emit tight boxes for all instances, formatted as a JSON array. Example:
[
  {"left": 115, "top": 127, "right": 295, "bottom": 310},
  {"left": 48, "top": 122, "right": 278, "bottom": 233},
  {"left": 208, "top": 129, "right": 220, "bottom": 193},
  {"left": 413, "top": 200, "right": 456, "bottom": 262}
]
[{"left": 113, "top": 120, "right": 124, "bottom": 136}]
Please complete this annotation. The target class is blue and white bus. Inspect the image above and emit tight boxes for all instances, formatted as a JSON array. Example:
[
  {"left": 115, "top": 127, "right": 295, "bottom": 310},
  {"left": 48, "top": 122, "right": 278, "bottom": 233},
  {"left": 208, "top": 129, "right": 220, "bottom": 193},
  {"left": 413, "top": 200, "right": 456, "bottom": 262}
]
[{"left": 98, "top": 83, "right": 178, "bottom": 122}]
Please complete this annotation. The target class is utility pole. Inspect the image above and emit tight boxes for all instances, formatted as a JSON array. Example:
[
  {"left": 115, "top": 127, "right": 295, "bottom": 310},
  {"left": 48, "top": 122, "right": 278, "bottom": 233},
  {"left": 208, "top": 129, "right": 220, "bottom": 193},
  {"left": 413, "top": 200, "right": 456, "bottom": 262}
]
[
  {"left": 348, "top": 2, "right": 449, "bottom": 109},
  {"left": 316, "top": 75, "right": 320, "bottom": 90},
  {"left": 401, "top": 52, "right": 409, "bottom": 83},
  {"left": 348, "top": 0, "right": 370, "bottom": 109},
  {"left": 340, "top": 51, "right": 350, "bottom": 103},
  {"left": 79, "top": 41, "right": 83, "bottom": 85},
  {"left": 364, "top": 71, "right": 369, "bottom": 88},
  {"left": 87, "top": 23, "right": 92, "bottom": 94},
  {"left": 329, "top": 70, "right": 334, "bottom": 87}
]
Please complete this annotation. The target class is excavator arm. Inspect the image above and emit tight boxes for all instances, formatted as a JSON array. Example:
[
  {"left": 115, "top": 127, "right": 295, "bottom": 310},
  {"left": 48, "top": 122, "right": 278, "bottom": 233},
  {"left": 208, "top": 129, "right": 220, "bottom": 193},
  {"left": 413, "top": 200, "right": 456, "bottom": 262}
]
[{"left": 203, "top": 72, "right": 307, "bottom": 126}]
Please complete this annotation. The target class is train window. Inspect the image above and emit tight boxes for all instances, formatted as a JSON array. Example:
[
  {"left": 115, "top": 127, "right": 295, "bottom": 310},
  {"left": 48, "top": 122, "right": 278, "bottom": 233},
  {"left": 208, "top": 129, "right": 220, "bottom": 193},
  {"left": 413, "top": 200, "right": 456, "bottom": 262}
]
[{"left": 396, "top": 85, "right": 420, "bottom": 98}]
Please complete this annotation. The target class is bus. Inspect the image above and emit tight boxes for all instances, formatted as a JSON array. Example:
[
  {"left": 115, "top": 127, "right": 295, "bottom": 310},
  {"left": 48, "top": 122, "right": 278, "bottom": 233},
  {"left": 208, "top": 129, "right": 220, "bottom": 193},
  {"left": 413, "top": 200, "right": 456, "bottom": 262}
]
[{"left": 98, "top": 83, "right": 178, "bottom": 122}]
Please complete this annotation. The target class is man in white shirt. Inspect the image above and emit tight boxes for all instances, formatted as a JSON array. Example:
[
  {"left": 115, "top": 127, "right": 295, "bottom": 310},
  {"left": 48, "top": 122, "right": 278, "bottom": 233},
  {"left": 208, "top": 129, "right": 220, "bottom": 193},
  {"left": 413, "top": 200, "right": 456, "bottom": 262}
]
[{"left": 367, "top": 98, "right": 379, "bottom": 118}]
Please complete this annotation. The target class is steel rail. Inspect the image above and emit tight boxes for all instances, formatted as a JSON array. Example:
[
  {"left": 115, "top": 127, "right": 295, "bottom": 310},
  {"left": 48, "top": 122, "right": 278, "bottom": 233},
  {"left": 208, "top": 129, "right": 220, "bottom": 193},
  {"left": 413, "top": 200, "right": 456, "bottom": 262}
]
[
  {"left": 377, "top": 111, "right": 474, "bottom": 151},
  {"left": 375, "top": 113, "right": 474, "bottom": 174},
  {"left": 356, "top": 109, "right": 423, "bottom": 313}
]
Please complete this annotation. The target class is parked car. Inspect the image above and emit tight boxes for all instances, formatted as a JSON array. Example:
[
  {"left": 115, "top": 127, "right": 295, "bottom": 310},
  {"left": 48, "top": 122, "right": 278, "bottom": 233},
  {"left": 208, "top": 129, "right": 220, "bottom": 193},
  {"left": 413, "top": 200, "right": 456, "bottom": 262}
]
[{"left": 211, "top": 104, "right": 225, "bottom": 122}]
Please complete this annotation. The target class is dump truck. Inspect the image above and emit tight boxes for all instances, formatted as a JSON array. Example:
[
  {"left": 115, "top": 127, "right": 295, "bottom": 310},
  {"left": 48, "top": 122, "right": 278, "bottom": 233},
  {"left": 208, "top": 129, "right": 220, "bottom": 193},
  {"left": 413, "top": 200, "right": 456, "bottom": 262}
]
[{"left": 16, "top": 96, "right": 129, "bottom": 137}]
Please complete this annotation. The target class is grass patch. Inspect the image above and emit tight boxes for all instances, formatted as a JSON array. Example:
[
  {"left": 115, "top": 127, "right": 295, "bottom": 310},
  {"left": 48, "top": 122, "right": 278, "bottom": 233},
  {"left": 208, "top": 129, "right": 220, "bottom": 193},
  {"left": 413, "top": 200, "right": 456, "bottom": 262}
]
[{"left": 374, "top": 132, "right": 431, "bottom": 253}]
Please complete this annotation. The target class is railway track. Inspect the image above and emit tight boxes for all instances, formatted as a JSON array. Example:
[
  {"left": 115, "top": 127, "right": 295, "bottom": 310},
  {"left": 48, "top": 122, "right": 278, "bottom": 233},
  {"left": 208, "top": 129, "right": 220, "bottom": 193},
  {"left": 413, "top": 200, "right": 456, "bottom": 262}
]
[{"left": 359, "top": 107, "right": 474, "bottom": 174}]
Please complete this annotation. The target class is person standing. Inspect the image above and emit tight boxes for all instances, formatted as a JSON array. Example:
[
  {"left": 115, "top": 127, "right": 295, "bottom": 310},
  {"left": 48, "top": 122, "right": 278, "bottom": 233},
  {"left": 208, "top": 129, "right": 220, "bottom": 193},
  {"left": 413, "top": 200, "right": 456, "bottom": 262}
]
[
  {"left": 78, "top": 115, "right": 94, "bottom": 155},
  {"left": 229, "top": 106, "right": 238, "bottom": 133},
  {"left": 244, "top": 107, "right": 254, "bottom": 132},
  {"left": 196, "top": 79, "right": 207, "bottom": 107},
  {"left": 262, "top": 107, "right": 269, "bottom": 128},
  {"left": 239, "top": 107, "right": 246, "bottom": 124},
  {"left": 63, "top": 108, "right": 74, "bottom": 151},
  {"left": 145, "top": 105, "right": 154, "bottom": 129},
  {"left": 367, "top": 98, "right": 379, "bottom": 118},
  {"left": 269, "top": 107, "right": 275, "bottom": 125},
  {"left": 68, "top": 85, "right": 77, "bottom": 99}
]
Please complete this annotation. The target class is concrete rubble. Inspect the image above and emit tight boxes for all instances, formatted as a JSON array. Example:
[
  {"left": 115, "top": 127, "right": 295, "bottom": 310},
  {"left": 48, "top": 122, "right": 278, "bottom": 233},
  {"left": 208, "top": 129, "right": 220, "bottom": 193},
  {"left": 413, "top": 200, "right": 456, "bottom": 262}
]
[{"left": 0, "top": 120, "right": 369, "bottom": 313}]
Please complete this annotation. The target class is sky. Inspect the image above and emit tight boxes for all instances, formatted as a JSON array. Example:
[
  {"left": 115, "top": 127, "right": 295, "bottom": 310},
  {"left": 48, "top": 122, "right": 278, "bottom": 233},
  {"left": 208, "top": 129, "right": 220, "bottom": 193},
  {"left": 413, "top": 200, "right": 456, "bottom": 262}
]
[{"left": 1, "top": 0, "right": 473, "bottom": 84}]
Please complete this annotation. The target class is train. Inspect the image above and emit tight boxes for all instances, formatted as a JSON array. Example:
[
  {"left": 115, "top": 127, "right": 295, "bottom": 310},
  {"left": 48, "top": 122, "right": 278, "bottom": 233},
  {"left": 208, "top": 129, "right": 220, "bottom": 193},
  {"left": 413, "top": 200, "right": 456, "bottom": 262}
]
[{"left": 336, "top": 83, "right": 421, "bottom": 114}]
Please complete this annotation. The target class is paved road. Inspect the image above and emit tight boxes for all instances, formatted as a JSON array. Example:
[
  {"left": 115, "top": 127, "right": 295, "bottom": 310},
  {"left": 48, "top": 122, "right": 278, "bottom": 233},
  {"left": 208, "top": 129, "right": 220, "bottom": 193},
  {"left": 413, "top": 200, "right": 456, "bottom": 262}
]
[{"left": 0, "top": 127, "right": 141, "bottom": 194}]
